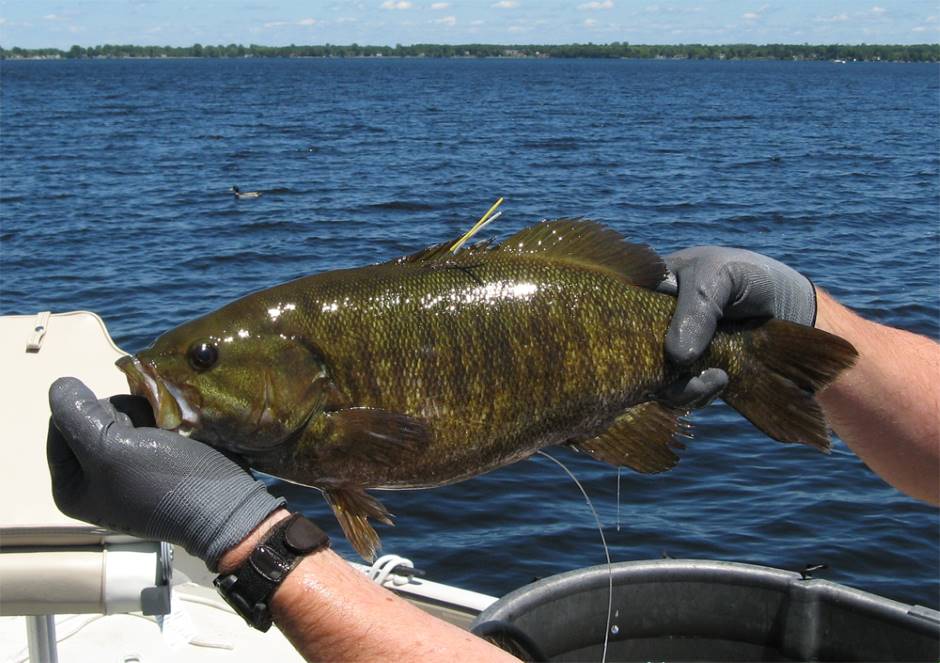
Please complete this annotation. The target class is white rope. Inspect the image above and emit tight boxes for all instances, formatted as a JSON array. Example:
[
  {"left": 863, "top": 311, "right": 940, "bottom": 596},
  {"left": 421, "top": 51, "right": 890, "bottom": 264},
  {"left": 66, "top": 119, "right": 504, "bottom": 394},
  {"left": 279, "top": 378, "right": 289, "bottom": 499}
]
[{"left": 366, "top": 554, "right": 415, "bottom": 587}]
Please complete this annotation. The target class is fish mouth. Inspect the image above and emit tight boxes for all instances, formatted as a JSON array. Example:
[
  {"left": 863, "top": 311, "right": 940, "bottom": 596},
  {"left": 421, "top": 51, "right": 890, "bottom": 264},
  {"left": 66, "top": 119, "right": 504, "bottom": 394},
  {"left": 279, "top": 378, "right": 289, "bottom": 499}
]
[{"left": 115, "top": 355, "right": 200, "bottom": 436}]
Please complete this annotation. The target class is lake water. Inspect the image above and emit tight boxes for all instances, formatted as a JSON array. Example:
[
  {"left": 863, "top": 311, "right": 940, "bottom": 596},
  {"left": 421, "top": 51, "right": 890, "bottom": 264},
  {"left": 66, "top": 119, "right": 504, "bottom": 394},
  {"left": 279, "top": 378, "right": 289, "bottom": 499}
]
[{"left": 1, "top": 58, "right": 937, "bottom": 608}]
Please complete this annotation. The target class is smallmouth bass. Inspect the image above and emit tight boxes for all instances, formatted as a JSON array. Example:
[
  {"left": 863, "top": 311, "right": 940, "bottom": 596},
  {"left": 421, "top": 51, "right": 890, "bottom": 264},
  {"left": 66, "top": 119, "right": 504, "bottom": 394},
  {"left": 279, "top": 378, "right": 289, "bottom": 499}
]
[{"left": 116, "top": 220, "right": 857, "bottom": 559}]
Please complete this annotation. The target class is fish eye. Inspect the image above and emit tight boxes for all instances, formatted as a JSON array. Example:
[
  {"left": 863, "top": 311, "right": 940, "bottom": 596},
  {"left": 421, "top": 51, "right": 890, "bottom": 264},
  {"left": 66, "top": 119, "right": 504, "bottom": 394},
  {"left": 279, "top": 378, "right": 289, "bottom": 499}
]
[{"left": 187, "top": 341, "right": 219, "bottom": 372}]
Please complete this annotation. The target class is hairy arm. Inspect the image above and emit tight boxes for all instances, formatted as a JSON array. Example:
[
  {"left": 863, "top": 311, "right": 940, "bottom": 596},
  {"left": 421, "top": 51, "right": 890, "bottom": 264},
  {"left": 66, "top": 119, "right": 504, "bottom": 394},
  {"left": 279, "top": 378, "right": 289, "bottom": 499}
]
[
  {"left": 814, "top": 289, "right": 940, "bottom": 505},
  {"left": 219, "top": 510, "right": 519, "bottom": 663}
]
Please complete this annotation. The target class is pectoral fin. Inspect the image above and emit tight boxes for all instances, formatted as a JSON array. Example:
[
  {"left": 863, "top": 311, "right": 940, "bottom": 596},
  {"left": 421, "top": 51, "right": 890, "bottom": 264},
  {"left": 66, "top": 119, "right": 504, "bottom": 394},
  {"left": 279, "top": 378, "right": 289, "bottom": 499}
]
[
  {"left": 310, "top": 409, "right": 429, "bottom": 560},
  {"left": 574, "top": 402, "right": 691, "bottom": 473},
  {"left": 323, "top": 485, "right": 394, "bottom": 562},
  {"left": 324, "top": 407, "right": 432, "bottom": 466}
]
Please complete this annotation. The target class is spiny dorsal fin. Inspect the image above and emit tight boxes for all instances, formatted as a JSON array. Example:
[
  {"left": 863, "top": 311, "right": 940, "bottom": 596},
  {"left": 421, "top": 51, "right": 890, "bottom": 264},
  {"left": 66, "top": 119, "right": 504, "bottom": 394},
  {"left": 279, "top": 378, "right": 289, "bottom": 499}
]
[
  {"left": 500, "top": 219, "right": 667, "bottom": 289},
  {"left": 323, "top": 485, "right": 394, "bottom": 562},
  {"left": 396, "top": 239, "right": 495, "bottom": 265},
  {"left": 573, "top": 401, "right": 691, "bottom": 473}
]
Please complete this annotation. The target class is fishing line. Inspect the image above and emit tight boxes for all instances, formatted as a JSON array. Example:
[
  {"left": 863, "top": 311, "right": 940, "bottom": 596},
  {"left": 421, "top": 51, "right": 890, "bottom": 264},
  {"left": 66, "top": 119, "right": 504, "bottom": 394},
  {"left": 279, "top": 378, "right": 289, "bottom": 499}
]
[
  {"left": 537, "top": 450, "right": 613, "bottom": 663},
  {"left": 616, "top": 466, "right": 622, "bottom": 532}
]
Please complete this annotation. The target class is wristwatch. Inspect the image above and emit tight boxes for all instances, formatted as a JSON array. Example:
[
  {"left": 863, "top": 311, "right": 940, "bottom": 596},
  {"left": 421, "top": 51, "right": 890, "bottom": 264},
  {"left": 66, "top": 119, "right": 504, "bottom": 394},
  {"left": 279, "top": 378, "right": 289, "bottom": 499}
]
[{"left": 214, "top": 513, "right": 331, "bottom": 631}]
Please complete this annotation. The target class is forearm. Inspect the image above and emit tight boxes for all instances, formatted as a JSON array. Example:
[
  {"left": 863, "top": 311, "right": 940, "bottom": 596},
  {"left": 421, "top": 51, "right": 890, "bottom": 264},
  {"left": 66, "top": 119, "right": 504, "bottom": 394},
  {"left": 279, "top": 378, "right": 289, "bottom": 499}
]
[
  {"left": 814, "top": 289, "right": 940, "bottom": 505},
  {"left": 219, "top": 510, "right": 519, "bottom": 663}
]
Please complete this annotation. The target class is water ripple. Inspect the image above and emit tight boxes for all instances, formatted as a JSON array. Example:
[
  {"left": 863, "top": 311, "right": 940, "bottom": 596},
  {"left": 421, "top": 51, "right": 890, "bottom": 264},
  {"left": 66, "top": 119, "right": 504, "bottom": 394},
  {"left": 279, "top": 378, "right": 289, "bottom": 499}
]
[{"left": 1, "top": 58, "right": 937, "bottom": 607}]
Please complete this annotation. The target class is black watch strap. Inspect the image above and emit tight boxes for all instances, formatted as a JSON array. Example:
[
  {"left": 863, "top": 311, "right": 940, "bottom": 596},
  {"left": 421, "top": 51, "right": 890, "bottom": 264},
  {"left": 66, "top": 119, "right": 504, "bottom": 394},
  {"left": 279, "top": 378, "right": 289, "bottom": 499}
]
[{"left": 214, "top": 514, "right": 330, "bottom": 631}]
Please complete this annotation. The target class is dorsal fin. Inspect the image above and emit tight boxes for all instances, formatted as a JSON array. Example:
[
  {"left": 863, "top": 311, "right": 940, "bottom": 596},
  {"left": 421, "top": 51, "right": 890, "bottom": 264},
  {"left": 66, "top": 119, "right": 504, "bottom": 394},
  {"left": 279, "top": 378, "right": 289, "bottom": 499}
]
[{"left": 500, "top": 219, "right": 666, "bottom": 289}]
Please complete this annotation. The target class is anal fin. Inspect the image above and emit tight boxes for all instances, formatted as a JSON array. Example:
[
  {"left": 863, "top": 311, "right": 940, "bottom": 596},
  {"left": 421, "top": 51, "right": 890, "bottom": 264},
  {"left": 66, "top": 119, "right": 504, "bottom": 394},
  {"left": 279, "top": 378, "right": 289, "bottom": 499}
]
[
  {"left": 574, "top": 401, "right": 691, "bottom": 473},
  {"left": 323, "top": 485, "right": 394, "bottom": 562}
]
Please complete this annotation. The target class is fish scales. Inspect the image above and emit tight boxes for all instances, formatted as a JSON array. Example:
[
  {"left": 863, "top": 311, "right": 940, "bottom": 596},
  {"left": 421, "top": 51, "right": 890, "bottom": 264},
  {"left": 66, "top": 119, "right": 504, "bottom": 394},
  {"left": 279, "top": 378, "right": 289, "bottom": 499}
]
[
  {"left": 116, "top": 219, "right": 858, "bottom": 559},
  {"left": 285, "top": 256, "right": 670, "bottom": 485}
]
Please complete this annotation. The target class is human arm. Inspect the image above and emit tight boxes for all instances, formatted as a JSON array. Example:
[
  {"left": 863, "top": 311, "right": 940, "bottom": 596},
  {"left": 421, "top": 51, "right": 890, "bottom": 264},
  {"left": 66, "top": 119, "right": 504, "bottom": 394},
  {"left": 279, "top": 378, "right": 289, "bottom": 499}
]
[
  {"left": 217, "top": 510, "right": 517, "bottom": 663},
  {"left": 813, "top": 289, "right": 940, "bottom": 504},
  {"left": 47, "top": 378, "right": 518, "bottom": 663},
  {"left": 658, "top": 247, "right": 940, "bottom": 505}
]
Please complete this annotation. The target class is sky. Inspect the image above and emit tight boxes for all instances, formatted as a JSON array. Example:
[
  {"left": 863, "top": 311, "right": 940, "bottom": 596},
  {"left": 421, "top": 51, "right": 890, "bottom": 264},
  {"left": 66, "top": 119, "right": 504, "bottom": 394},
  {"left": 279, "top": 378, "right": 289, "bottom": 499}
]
[{"left": 1, "top": 1, "right": 938, "bottom": 50}]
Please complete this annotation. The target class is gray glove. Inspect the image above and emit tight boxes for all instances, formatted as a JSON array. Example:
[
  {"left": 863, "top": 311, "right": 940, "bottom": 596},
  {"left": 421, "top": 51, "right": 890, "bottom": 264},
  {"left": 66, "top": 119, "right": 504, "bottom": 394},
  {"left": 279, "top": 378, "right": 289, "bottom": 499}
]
[
  {"left": 47, "top": 377, "right": 285, "bottom": 570},
  {"left": 656, "top": 246, "right": 816, "bottom": 408}
]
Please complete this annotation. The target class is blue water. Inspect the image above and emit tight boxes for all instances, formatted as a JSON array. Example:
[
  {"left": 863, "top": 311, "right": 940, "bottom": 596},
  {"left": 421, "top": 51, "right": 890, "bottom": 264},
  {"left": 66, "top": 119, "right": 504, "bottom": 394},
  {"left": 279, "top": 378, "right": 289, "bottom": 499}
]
[{"left": 2, "top": 58, "right": 937, "bottom": 609}]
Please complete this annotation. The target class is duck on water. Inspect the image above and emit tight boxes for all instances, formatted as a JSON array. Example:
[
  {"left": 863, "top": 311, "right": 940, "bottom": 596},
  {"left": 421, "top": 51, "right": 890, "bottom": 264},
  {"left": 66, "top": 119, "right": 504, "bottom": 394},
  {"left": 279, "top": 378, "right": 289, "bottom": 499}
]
[{"left": 231, "top": 186, "right": 262, "bottom": 199}]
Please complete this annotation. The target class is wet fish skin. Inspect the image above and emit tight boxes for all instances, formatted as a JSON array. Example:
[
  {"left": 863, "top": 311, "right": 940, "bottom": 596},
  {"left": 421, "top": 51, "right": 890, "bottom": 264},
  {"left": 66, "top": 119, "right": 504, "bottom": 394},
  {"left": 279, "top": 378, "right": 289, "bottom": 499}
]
[
  {"left": 117, "top": 220, "right": 857, "bottom": 559},
  {"left": 270, "top": 257, "right": 678, "bottom": 487}
]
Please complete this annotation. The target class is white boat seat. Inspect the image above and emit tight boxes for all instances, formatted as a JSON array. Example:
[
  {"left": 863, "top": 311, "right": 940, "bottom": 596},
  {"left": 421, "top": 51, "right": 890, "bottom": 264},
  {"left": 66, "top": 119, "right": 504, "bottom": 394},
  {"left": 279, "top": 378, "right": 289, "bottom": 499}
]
[{"left": 0, "top": 312, "right": 172, "bottom": 616}]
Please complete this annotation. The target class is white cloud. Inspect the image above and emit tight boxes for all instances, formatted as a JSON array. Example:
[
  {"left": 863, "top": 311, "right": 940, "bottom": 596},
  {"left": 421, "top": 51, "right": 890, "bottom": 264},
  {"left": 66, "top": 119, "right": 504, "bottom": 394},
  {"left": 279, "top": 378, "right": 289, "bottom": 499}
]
[
  {"left": 742, "top": 4, "right": 769, "bottom": 21},
  {"left": 0, "top": 17, "right": 6, "bottom": 26},
  {"left": 493, "top": 1, "right": 518, "bottom": 8},
  {"left": 870, "top": 6, "right": 886, "bottom": 15},
  {"left": 579, "top": 0, "right": 613, "bottom": 9},
  {"left": 926, "top": 15, "right": 938, "bottom": 22},
  {"left": 381, "top": 1, "right": 412, "bottom": 9},
  {"left": 431, "top": 2, "right": 449, "bottom": 8},
  {"left": 434, "top": 15, "right": 456, "bottom": 26},
  {"left": 43, "top": 13, "right": 63, "bottom": 20},
  {"left": 470, "top": 19, "right": 484, "bottom": 25},
  {"left": 817, "top": 13, "right": 848, "bottom": 23},
  {"left": 264, "top": 17, "right": 319, "bottom": 28},
  {"left": 584, "top": 18, "right": 598, "bottom": 27}
]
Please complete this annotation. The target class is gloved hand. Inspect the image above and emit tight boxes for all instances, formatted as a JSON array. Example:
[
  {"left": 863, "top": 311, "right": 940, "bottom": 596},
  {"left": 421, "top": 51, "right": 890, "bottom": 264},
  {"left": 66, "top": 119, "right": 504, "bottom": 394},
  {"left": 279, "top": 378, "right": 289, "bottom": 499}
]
[
  {"left": 656, "top": 246, "right": 817, "bottom": 408},
  {"left": 47, "top": 376, "right": 285, "bottom": 571}
]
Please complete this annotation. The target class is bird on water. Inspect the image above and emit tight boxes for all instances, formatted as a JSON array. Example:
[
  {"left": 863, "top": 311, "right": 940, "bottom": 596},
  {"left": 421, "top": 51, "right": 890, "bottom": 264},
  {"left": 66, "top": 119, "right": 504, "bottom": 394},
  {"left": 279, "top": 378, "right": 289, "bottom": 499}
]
[{"left": 231, "top": 186, "right": 262, "bottom": 199}]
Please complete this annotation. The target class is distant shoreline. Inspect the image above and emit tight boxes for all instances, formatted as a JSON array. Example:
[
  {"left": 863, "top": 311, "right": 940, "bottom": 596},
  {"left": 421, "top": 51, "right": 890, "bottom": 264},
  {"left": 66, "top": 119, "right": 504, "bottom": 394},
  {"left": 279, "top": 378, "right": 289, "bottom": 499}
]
[{"left": 2, "top": 42, "right": 938, "bottom": 62}]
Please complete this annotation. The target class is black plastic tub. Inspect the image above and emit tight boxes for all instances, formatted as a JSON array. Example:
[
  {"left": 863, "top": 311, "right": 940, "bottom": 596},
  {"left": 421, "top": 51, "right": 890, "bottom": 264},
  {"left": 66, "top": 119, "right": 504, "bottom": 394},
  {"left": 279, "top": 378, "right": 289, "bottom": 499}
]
[{"left": 470, "top": 559, "right": 940, "bottom": 662}]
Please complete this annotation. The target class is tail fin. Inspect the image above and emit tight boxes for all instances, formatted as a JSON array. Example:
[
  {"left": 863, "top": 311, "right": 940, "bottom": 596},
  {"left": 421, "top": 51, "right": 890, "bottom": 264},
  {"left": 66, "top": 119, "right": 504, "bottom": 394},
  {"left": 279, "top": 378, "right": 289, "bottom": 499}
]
[{"left": 718, "top": 319, "right": 857, "bottom": 451}]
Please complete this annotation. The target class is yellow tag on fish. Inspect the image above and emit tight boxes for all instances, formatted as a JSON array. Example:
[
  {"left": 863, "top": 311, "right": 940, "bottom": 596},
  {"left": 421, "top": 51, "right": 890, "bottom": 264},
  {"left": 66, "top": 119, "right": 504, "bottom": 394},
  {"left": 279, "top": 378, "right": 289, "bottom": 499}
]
[{"left": 450, "top": 197, "right": 504, "bottom": 254}]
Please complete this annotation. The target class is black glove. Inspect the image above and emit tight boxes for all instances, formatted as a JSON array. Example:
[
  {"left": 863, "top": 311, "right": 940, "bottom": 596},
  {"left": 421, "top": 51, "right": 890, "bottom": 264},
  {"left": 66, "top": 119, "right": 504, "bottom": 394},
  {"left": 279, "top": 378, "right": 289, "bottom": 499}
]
[
  {"left": 47, "top": 377, "right": 285, "bottom": 570},
  {"left": 656, "top": 246, "right": 817, "bottom": 408}
]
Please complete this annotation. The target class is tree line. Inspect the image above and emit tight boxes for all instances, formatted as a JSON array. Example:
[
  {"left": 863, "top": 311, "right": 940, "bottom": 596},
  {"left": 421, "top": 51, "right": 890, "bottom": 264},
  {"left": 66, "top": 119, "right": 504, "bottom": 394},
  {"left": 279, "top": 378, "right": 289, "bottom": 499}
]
[{"left": 1, "top": 42, "right": 937, "bottom": 62}]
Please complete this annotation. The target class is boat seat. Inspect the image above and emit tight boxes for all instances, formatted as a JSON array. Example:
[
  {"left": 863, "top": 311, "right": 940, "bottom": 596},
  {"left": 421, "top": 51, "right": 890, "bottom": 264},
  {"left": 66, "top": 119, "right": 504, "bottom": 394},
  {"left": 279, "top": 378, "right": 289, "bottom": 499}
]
[{"left": 0, "top": 312, "right": 172, "bottom": 616}]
